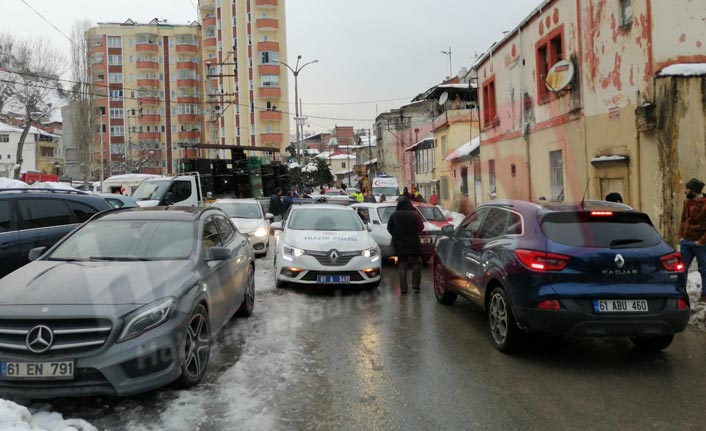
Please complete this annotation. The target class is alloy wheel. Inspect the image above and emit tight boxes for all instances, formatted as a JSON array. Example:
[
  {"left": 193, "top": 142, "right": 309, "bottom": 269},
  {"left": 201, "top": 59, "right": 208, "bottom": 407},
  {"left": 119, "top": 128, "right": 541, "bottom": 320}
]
[
  {"left": 183, "top": 312, "right": 210, "bottom": 379},
  {"left": 489, "top": 292, "right": 508, "bottom": 346},
  {"left": 433, "top": 261, "right": 445, "bottom": 300}
]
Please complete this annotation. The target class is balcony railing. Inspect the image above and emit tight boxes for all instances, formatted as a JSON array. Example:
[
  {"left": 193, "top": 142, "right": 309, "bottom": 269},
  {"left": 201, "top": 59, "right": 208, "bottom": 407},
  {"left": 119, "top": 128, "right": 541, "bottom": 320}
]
[
  {"left": 255, "top": 0, "right": 277, "bottom": 7},
  {"left": 259, "top": 110, "right": 282, "bottom": 122},
  {"left": 256, "top": 18, "right": 279, "bottom": 30}
]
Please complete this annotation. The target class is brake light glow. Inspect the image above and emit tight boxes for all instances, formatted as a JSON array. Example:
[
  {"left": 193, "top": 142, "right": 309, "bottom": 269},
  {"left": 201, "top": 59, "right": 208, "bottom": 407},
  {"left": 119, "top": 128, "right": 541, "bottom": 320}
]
[
  {"left": 677, "top": 299, "right": 690, "bottom": 310},
  {"left": 537, "top": 299, "right": 561, "bottom": 310},
  {"left": 515, "top": 249, "right": 570, "bottom": 272},
  {"left": 660, "top": 252, "right": 685, "bottom": 272},
  {"left": 590, "top": 211, "right": 614, "bottom": 217}
]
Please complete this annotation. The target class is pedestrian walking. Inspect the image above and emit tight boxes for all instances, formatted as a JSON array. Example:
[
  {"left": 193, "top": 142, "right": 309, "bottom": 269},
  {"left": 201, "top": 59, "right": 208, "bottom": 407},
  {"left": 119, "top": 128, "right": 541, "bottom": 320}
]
[
  {"left": 269, "top": 187, "right": 284, "bottom": 221},
  {"left": 387, "top": 196, "right": 424, "bottom": 293},
  {"left": 282, "top": 190, "right": 294, "bottom": 213},
  {"left": 412, "top": 187, "right": 425, "bottom": 203},
  {"left": 401, "top": 187, "right": 413, "bottom": 200},
  {"left": 363, "top": 189, "right": 376, "bottom": 203},
  {"left": 429, "top": 190, "right": 439, "bottom": 206},
  {"left": 680, "top": 177, "right": 706, "bottom": 301}
]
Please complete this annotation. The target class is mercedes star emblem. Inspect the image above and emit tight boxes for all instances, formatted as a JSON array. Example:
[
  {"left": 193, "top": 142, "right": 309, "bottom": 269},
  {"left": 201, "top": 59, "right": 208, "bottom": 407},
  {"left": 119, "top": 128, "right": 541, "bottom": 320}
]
[
  {"left": 329, "top": 250, "right": 340, "bottom": 263},
  {"left": 26, "top": 325, "right": 53, "bottom": 354},
  {"left": 614, "top": 254, "right": 626, "bottom": 269}
]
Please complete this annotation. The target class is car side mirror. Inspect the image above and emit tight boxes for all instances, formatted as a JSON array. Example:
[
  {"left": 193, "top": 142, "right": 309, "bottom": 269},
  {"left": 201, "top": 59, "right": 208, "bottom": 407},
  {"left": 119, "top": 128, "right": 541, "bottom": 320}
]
[
  {"left": 206, "top": 247, "right": 232, "bottom": 261},
  {"left": 265, "top": 212, "right": 274, "bottom": 221},
  {"left": 28, "top": 247, "right": 47, "bottom": 262},
  {"left": 271, "top": 222, "right": 283, "bottom": 231},
  {"left": 441, "top": 225, "right": 455, "bottom": 236},
  {"left": 366, "top": 223, "right": 373, "bottom": 232}
]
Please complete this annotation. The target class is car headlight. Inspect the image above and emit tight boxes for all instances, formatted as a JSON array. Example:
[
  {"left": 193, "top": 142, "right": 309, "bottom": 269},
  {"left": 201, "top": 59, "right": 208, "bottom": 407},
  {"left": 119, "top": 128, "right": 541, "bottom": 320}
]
[
  {"left": 282, "top": 244, "right": 305, "bottom": 261},
  {"left": 251, "top": 226, "right": 269, "bottom": 238},
  {"left": 118, "top": 297, "right": 176, "bottom": 343},
  {"left": 361, "top": 247, "right": 379, "bottom": 258}
]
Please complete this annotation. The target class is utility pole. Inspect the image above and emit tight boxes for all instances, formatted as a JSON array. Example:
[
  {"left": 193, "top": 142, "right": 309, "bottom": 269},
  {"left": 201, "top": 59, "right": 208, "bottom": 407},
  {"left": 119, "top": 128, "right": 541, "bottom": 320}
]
[
  {"left": 99, "top": 116, "right": 104, "bottom": 190},
  {"left": 441, "top": 46, "right": 453, "bottom": 78}
]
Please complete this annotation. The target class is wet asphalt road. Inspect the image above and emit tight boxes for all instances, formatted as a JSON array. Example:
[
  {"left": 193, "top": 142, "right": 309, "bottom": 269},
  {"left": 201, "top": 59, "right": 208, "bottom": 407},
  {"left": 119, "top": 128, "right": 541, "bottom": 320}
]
[{"left": 47, "top": 245, "right": 706, "bottom": 431}]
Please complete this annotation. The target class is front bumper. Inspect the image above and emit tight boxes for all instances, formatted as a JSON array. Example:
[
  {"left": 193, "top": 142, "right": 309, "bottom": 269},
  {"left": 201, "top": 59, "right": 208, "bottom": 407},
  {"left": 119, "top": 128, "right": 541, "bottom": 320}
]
[
  {"left": 246, "top": 234, "right": 269, "bottom": 254},
  {"left": 276, "top": 254, "right": 382, "bottom": 286},
  {"left": 0, "top": 309, "right": 189, "bottom": 398}
]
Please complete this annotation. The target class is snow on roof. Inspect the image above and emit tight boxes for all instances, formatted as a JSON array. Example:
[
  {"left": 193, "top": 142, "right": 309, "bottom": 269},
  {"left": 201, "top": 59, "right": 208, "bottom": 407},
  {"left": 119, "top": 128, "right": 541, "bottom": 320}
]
[
  {"left": 0, "top": 122, "right": 58, "bottom": 137},
  {"left": 363, "top": 158, "right": 378, "bottom": 166},
  {"left": 658, "top": 63, "right": 706, "bottom": 77},
  {"left": 317, "top": 151, "right": 331, "bottom": 159},
  {"left": 329, "top": 153, "right": 356, "bottom": 160},
  {"left": 334, "top": 168, "right": 354, "bottom": 176},
  {"left": 405, "top": 135, "right": 434, "bottom": 152},
  {"left": 591, "top": 155, "right": 628, "bottom": 163},
  {"left": 0, "top": 122, "right": 23, "bottom": 133},
  {"left": 438, "top": 83, "right": 474, "bottom": 89},
  {"left": 446, "top": 137, "right": 481, "bottom": 161}
]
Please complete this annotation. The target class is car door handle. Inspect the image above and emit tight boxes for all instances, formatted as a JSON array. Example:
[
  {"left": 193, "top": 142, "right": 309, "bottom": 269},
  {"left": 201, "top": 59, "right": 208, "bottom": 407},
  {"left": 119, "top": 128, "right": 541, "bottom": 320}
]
[{"left": 0, "top": 243, "right": 11, "bottom": 250}]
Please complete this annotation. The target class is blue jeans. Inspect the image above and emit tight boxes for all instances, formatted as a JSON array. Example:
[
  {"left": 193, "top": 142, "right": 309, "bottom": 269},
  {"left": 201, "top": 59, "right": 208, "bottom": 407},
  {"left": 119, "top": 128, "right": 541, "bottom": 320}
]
[{"left": 680, "top": 240, "right": 706, "bottom": 292}]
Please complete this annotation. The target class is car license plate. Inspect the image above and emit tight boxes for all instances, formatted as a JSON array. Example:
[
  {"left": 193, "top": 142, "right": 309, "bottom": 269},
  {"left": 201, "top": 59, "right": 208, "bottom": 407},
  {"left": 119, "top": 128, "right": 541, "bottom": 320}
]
[
  {"left": 593, "top": 299, "right": 649, "bottom": 314},
  {"left": 0, "top": 361, "right": 74, "bottom": 380},
  {"left": 317, "top": 275, "right": 350, "bottom": 284}
]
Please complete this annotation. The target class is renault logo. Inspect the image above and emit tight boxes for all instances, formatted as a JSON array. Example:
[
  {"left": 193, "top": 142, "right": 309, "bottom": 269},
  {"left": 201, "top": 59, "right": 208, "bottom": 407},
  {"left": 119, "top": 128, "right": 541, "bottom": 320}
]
[
  {"left": 26, "top": 325, "right": 53, "bottom": 354},
  {"left": 329, "top": 250, "right": 340, "bottom": 263},
  {"left": 615, "top": 254, "right": 625, "bottom": 269}
]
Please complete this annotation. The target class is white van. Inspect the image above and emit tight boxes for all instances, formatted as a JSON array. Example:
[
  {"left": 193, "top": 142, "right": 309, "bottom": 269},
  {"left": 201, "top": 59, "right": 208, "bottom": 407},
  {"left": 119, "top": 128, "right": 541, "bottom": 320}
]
[
  {"left": 102, "top": 174, "right": 163, "bottom": 196},
  {"left": 130, "top": 172, "right": 204, "bottom": 207},
  {"left": 371, "top": 176, "right": 400, "bottom": 202}
]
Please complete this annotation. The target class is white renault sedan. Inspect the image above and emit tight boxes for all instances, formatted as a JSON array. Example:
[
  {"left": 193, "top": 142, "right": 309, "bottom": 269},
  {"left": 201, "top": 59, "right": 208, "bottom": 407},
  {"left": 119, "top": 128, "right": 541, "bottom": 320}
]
[
  {"left": 210, "top": 199, "right": 272, "bottom": 256},
  {"left": 272, "top": 204, "right": 382, "bottom": 288}
]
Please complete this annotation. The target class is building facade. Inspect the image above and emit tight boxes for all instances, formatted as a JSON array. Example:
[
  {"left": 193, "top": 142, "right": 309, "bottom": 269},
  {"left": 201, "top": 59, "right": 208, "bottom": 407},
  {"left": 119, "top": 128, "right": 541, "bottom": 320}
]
[{"left": 0, "top": 122, "right": 61, "bottom": 178}]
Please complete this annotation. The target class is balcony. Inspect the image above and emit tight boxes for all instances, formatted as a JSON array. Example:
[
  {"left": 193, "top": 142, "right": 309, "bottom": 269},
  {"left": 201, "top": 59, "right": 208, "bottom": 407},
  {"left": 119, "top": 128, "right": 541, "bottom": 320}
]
[
  {"left": 178, "top": 131, "right": 201, "bottom": 141},
  {"left": 177, "top": 79, "right": 199, "bottom": 88},
  {"left": 140, "top": 114, "right": 161, "bottom": 123},
  {"left": 177, "top": 96, "right": 200, "bottom": 104},
  {"left": 136, "top": 61, "right": 159, "bottom": 70},
  {"left": 199, "top": 0, "right": 215, "bottom": 10},
  {"left": 176, "top": 44, "right": 198, "bottom": 54},
  {"left": 178, "top": 114, "right": 200, "bottom": 123},
  {"left": 137, "top": 79, "right": 160, "bottom": 88},
  {"left": 256, "top": 0, "right": 277, "bottom": 7},
  {"left": 260, "top": 133, "right": 283, "bottom": 145},
  {"left": 259, "top": 110, "right": 282, "bottom": 122},
  {"left": 258, "top": 87, "right": 281, "bottom": 99},
  {"left": 202, "top": 16, "right": 216, "bottom": 27},
  {"left": 137, "top": 96, "right": 160, "bottom": 105},
  {"left": 138, "top": 132, "right": 161, "bottom": 141},
  {"left": 177, "top": 61, "right": 198, "bottom": 70},
  {"left": 256, "top": 18, "right": 279, "bottom": 30},
  {"left": 258, "top": 64, "right": 280, "bottom": 75},
  {"left": 257, "top": 41, "right": 279, "bottom": 52},
  {"left": 90, "top": 44, "right": 105, "bottom": 54},
  {"left": 204, "top": 37, "right": 217, "bottom": 48},
  {"left": 136, "top": 43, "right": 158, "bottom": 53}
]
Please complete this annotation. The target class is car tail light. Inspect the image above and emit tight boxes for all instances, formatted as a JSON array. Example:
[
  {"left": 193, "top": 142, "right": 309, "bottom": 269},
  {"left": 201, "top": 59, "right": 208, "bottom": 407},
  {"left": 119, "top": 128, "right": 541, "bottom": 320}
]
[
  {"left": 590, "top": 211, "right": 614, "bottom": 217},
  {"left": 537, "top": 299, "right": 561, "bottom": 310},
  {"left": 660, "top": 252, "right": 685, "bottom": 272},
  {"left": 515, "top": 249, "right": 570, "bottom": 272},
  {"left": 677, "top": 299, "right": 690, "bottom": 310}
]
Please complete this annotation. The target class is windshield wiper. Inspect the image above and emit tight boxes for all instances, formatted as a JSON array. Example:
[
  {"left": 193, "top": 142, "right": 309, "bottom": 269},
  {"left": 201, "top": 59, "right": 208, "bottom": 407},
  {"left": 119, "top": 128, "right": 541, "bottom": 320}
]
[
  {"left": 89, "top": 256, "right": 153, "bottom": 262},
  {"left": 48, "top": 258, "right": 90, "bottom": 262},
  {"left": 609, "top": 238, "right": 645, "bottom": 247}
]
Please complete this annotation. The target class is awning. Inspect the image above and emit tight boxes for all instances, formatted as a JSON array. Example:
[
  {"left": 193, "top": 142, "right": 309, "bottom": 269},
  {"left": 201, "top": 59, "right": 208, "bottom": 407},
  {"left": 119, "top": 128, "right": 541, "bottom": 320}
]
[
  {"left": 445, "top": 137, "right": 481, "bottom": 161},
  {"left": 405, "top": 136, "right": 434, "bottom": 152}
]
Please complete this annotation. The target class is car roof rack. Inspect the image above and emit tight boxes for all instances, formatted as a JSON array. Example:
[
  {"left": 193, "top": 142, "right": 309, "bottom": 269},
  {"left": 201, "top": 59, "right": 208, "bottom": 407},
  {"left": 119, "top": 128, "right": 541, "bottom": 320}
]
[{"left": 0, "top": 188, "right": 89, "bottom": 195}]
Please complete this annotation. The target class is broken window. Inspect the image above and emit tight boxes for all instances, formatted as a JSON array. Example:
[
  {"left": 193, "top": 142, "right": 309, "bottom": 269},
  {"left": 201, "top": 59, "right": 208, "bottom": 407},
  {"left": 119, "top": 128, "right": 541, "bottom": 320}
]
[
  {"left": 620, "top": 0, "right": 633, "bottom": 27},
  {"left": 536, "top": 29, "right": 564, "bottom": 102},
  {"left": 550, "top": 150, "right": 564, "bottom": 202}
]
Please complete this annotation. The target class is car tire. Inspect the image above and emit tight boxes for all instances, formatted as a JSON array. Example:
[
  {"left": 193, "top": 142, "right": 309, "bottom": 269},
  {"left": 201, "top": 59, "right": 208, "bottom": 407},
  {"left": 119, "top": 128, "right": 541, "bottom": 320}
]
[
  {"left": 631, "top": 335, "right": 674, "bottom": 351},
  {"left": 487, "top": 286, "right": 523, "bottom": 353},
  {"left": 176, "top": 304, "right": 211, "bottom": 389},
  {"left": 433, "top": 256, "right": 457, "bottom": 305},
  {"left": 274, "top": 258, "right": 287, "bottom": 289},
  {"left": 236, "top": 267, "right": 255, "bottom": 317}
]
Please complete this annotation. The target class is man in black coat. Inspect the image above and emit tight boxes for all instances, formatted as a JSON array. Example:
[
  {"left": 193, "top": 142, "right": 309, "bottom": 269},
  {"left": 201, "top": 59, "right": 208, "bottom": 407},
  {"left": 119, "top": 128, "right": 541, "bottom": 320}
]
[
  {"left": 269, "top": 187, "right": 284, "bottom": 221},
  {"left": 387, "top": 196, "right": 424, "bottom": 293}
]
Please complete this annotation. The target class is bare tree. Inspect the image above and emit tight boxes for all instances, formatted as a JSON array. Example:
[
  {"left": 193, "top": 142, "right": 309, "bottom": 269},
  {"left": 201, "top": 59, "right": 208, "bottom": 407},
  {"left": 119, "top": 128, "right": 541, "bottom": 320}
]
[
  {"left": 70, "top": 20, "right": 95, "bottom": 187},
  {"left": 0, "top": 34, "right": 65, "bottom": 179}
]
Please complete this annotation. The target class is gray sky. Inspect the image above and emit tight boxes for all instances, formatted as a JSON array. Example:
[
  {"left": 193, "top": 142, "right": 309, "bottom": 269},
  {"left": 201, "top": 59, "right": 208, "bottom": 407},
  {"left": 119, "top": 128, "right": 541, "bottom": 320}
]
[{"left": 4, "top": 0, "right": 536, "bottom": 133}]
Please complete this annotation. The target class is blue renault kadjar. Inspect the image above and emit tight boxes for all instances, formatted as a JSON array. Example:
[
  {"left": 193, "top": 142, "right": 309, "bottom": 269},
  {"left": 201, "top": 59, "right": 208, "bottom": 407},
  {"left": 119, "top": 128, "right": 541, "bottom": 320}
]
[{"left": 433, "top": 200, "right": 690, "bottom": 353}]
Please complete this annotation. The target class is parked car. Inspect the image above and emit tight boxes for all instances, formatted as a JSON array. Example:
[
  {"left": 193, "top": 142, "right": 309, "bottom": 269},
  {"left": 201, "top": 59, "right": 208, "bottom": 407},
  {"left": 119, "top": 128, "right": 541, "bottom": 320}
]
[
  {"left": 351, "top": 202, "right": 436, "bottom": 262},
  {"left": 99, "top": 193, "right": 139, "bottom": 209},
  {"left": 432, "top": 200, "right": 690, "bottom": 353},
  {"left": 0, "top": 206, "right": 255, "bottom": 398},
  {"left": 209, "top": 198, "right": 273, "bottom": 256},
  {"left": 272, "top": 204, "right": 381, "bottom": 289},
  {"left": 412, "top": 202, "right": 453, "bottom": 229},
  {"left": 0, "top": 189, "right": 112, "bottom": 278}
]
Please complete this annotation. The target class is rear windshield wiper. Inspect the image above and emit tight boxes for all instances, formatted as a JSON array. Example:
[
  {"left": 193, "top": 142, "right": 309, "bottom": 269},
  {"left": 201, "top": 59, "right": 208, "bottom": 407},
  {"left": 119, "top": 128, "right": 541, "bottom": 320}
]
[
  {"left": 89, "top": 256, "right": 152, "bottom": 261},
  {"left": 609, "top": 238, "right": 645, "bottom": 247}
]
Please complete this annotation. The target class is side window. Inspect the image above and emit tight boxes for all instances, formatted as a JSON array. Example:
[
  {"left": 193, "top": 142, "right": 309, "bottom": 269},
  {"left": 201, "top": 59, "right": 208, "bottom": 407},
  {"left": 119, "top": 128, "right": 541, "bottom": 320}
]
[
  {"left": 106, "top": 198, "right": 124, "bottom": 209},
  {"left": 66, "top": 201, "right": 100, "bottom": 223},
  {"left": 459, "top": 208, "right": 489, "bottom": 238},
  {"left": 479, "top": 208, "right": 510, "bottom": 239},
  {"left": 506, "top": 212, "right": 523, "bottom": 235},
  {"left": 17, "top": 199, "right": 72, "bottom": 230},
  {"left": 0, "top": 201, "right": 12, "bottom": 232},
  {"left": 356, "top": 207, "right": 370, "bottom": 223},
  {"left": 171, "top": 181, "right": 192, "bottom": 203},
  {"left": 214, "top": 216, "right": 235, "bottom": 243},
  {"left": 202, "top": 217, "right": 222, "bottom": 253}
]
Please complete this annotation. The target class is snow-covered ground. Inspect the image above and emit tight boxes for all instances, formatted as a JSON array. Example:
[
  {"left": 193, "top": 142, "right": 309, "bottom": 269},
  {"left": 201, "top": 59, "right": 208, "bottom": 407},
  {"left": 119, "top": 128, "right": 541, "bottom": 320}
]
[
  {"left": 687, "top": 271, "right": 705, "bottom": 329},
  {"left": 0, "top": 399, "right": 96, "bottom": 431}
]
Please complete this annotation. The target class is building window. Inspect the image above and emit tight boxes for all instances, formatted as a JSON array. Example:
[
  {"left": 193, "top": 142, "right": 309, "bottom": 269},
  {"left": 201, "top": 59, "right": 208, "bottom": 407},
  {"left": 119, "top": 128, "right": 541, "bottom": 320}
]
[
  {"left": 0, "top": 135, "right": 8, "bottom": 143},
  {"left": 108, "top": 55, "right": 122, "bottom": 65},
  {"left": 536, "top": 28, "right": 564, "bottom": 102},
  {"left": 488, "top": 159, "right": 496, "bottom": 197},
  {"left": 110, "top": 126, "right": 124, "bottom": 137},
  {"left": 260, "top": 51, "right": 279, "bottom": 64},
  {"left": 260, "top": 74, "right": 279, "bottom": 87},
  {"left": 482, "top": 77, "right": 498, "bottom": 127},
  {"left": 107, "top": 36, "right": 121, "bottom": 48},
  {"left": 549, "top": 150, "right": 564, "bottom": 201},
  {"left": 441, "top": 136, "right": 448, "bottom": 158},
  {"left": 620, "top": 0, "right": 633, "bottom": 27},
  {"left": 109, "top": 108, "right": 123, "bottom": 117},
  {"left": 109, "top": 90, "right": 123, "bottom": 101},
  {"left": 108, "top": 72, "right": 123, "bottom": 83}
]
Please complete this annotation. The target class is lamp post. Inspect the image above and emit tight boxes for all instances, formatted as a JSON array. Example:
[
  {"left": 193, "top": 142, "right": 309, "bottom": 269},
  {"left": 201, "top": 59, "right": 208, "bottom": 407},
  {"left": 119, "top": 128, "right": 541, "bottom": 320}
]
[
  {"left": 440, "top": 46, "right": 453, "bottom": 78},
  {"left": 275, "top": 55, "right": 319, "bottom": 165}
]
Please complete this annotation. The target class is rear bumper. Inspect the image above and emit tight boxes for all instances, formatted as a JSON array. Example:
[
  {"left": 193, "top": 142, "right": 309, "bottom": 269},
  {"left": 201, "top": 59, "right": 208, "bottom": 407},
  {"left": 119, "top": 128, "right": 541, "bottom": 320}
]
[{"left": 513, "top": 299, "right": 690, "bottom": 337}]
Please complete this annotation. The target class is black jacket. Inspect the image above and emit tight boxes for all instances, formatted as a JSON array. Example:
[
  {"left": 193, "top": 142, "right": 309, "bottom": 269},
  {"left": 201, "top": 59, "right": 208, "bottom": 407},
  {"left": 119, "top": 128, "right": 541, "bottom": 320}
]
[
  {"left": 387, "top": 208, "right": 424, "bottom": 257},
  {"left": 269, "top": 194, "right": 283, "bottom": 216}
]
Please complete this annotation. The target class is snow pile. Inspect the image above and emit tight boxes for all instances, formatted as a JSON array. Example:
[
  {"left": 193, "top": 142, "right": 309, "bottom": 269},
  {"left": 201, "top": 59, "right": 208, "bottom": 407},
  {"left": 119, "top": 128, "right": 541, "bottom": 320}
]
[
  {"left": 31, "top": 182, "right": 76, "bottom": 191},
  {"left": 659, "top": 63, "right": 706, "bottom": 77},
  {"left": 442, "top": 209, "right": 466, "bottom": 227},
  {"left": 0, "top": 399, "right": 96, "bottom": 431},
  {"left": 687, "top": 271, "right": 706, "bottom": 329},
  {"left": 0, "top": 178, "right": 29, "bottom": 189}
]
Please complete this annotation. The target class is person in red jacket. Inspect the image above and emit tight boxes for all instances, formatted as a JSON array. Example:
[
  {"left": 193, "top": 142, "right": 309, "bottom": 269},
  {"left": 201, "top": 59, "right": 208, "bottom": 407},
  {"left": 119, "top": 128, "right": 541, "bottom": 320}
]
[
  {"left": 429, "top": 190, "right": 439, "bottom": 206},
  {"left": 680, "top": 177, "right": 706, "bottom": 301}
]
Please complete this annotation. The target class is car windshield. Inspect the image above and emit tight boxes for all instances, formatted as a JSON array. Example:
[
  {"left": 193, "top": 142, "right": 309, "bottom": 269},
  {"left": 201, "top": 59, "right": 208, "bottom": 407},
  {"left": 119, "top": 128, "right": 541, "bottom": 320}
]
[
  {"left": 417, "top": 206, "right": 446, "bottom": 222},
  {"left": 131, "top": 180, "right": 171, "bottom": 201},
  {"left": 214, "top": 202, "right": 262, "bottom": 219},
  {"left": 288, "top": 209, "right": 364, "bottom": 231},
  {"left": 541, "top": 212, "right": 662, "bottom": 248},
  {"left": 377, "top": 206, "right": 397, "bottom": 224},
  {"left": 49, "top": 220, "right": 195, "bottom": 260},
  {"left": 372, "top": 187, "right": 398, "bottom": 196}
]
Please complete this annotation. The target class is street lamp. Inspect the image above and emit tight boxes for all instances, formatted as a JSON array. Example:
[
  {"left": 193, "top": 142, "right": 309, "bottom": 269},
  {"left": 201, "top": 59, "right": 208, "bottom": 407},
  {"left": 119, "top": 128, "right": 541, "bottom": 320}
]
[
  {"left": 441, "top": 46, "right": 453, "bottom": 78},
  {"left": 275, "top": 55, "right": 319, "bottom": 165}
]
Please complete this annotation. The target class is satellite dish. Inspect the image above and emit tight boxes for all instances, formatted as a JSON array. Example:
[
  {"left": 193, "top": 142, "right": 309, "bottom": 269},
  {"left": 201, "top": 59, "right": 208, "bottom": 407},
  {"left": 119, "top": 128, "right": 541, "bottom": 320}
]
[
  {"left": 545, "top": 60, "right": 575, "bottom": 92},
  {"left": 438, "top": 92, "right": 449, "bottom": 106}
]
